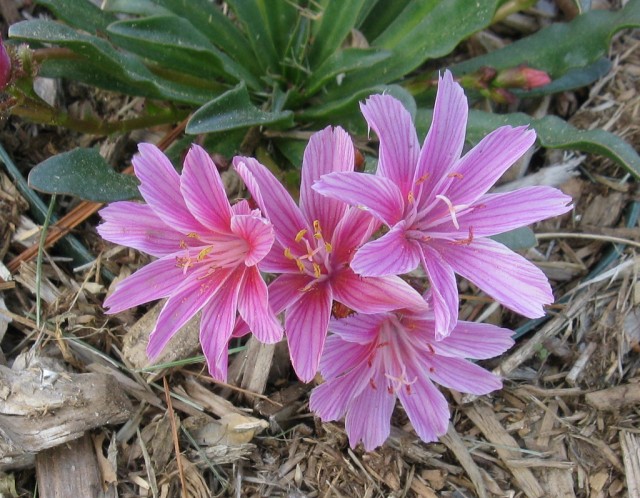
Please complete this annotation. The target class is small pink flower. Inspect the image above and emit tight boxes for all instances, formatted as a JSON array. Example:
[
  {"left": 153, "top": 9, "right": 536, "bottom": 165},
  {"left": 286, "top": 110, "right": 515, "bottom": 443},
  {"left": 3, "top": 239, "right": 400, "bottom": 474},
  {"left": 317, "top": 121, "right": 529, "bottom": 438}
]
[
  {"left": 234, "top": 127, "right": 428, "bottom": 382},
  {"left": 99, "top": 143, "right": 281, "bottom": 380},
  {"left": 309, "top": 310, "right": 513, "bottom": 451},
  {"left": 314, "top": 71, "right": 573, "bottom": 339}
]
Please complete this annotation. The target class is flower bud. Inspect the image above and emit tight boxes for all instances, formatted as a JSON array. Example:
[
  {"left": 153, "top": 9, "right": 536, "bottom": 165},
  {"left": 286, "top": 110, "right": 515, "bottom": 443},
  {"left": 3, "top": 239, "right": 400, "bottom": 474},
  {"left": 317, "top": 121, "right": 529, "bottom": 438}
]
[
  {"left": 494, "top": 66, "right": 551, "bottom": 90},
  {"left": 0, "top": 39, "right": 11, "bottom": 90}
]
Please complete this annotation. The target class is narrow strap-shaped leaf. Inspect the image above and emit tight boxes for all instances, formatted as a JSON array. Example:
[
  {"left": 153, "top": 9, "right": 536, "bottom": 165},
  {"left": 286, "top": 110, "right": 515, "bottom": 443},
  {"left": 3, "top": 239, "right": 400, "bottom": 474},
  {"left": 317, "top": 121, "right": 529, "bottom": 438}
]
[
  {"left": 309, "top": 0, "right": 369, "bottom": 67},
  {"left": 452, "top": 0, "right": 640, "bottom": 77},
  {"left": 186, "top": 83, "right": 294, "bottom": 135},
  {"left": 357, "top": 0, "right": 411, "bottom": 41},
  {"left": 36, "top": 0, "right": 116, "bottom": 33},
  {"left": 102, "top": 0, "right": 172, "bottom": 16},
  {"left": 152, "top": 0, "right": 260, "bottom": 84},
  {"left": 225, "top": 0, "right": 280, "bottom": 73}
]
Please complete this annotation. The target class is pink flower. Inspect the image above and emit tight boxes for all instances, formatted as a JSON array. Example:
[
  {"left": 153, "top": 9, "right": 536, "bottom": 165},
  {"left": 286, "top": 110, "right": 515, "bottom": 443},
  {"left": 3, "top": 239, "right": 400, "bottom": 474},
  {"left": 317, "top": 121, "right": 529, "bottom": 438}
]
[
  {"left": 98, "top": 143, "right": 281, "bottom": 380},
  {"left": 309, "top": 310, "right": 513, "bottom": 450},
  {"left": 234, "top": 127, "right": 428, "bottom": 382},
  {"left": 313, "top": 71, "right": 573, "bottom": 339}
]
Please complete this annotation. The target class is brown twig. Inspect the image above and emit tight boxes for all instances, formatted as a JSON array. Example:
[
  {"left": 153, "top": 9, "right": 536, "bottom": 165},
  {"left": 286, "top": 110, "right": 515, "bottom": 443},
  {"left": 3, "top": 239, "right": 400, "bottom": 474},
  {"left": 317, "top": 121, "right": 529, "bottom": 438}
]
[
  {"left": 163, "top": 376, "right": 188, "bottom": 498},
  {"left": 6, "top": 118, "right": 189, "bottom": 273}
]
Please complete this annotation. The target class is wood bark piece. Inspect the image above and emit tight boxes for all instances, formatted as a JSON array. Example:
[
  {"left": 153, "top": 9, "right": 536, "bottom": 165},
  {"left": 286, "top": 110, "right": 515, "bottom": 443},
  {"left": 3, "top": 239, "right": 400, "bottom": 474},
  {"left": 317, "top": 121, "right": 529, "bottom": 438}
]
[
  {"left": 620, "top": 430, "right": 640, "bottom": 498},
  {"left": 440, "top": 423, "right": 487, "bottom": 498},
  {"left": 465, "top": 403, "right": 545, "bottom": 498},
  {"left": 0, "top": 364, "right": 132, "bottom": 469},
  {"left": 240, "top": 337, "right": 275, "bottom": 397},
  {"left": 36, "top": 433, "right": 115, "bottom": 498},
  {"left": 585, "top": 382, "right": 640, "bottom": 411}
]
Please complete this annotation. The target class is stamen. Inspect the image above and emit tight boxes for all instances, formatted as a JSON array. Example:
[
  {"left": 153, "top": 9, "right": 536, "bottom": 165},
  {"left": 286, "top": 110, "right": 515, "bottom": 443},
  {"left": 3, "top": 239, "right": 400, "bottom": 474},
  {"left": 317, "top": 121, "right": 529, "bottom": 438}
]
[
  {"left": 196, "top": 246, "right": 213, "bottom": 261},
  {"left": 447, "top": 172, "right": 464, "bottom": 179},
  {"left": 313, "top": 263, "right": 322, "bottom": 278},
  {"left": 453, "top": 227, "right": 474, "bottom": 246},
  {"left": 313, "top": 220, "right": 322, "bottom": 234},
  {"left": 179, "top": 240, "right": 188, "bottom": 249},
  {"left": 284, "top": 247, "right": 294, "bottom": 259},
  {"left": 435, "top": 194, "right": 460, "bottom": 229},
  {"left": 295, "top": 259, "right": 306, "bottom": 273},
  {"left": 407, "top": 191, "right": 415, "bottom": 203},
  {"left": 187, "top": 232, "right": 200, "bottom": 238},
  {"left": 369, "top": 378, "right": 377, "bottom": 390},
  {"left": 295, "top": 229, "right": 307, "bottom": 243},
  {"left": 415, "top": 173, "right": 430, "bottom": 185},
  {"left": 324, "top": 242, "right": 332, "bottom": 253}
]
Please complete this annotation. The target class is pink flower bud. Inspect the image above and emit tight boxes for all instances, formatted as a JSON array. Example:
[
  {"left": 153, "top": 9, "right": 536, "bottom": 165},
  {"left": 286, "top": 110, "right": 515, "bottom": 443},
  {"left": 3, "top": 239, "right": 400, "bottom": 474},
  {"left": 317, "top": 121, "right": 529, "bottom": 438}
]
[
  {"left": 494, "top": 66, "right": 551, "bottom": 90},
  {"left": 0, "top": 39, "right": 11, "bottom": 90}
]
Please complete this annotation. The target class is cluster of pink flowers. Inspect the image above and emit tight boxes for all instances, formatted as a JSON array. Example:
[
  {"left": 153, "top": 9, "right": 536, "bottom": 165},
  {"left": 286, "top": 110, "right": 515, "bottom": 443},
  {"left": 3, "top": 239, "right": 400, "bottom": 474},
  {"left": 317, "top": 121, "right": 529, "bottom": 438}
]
[{"left": 99, "top": 71, "right": 572, "bottom": 450}]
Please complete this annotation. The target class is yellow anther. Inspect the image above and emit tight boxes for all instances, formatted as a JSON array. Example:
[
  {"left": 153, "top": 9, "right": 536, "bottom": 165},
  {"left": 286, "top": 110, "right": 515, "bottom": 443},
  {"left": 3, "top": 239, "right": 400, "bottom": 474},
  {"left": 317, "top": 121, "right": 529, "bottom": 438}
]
[
  {"left": 313, "top": 263, "right": 322, "bottom": 278},
  {"left": 407, "top": 191, "right": 415, "bottom": 203},
  {"left": 324, "top": 242, "right": 333, "bottom": 253},
  {"left": 284, "top": 247, "right": 294, "bottom": 259},
  {"left": 295, "top": 259, "right": 306, "bottom": 273},
  {"left": 179, "top": 240, "right": 188, "bottom": 249},
  {"left": 313, "top": 220, "right": 321, "bottom": 234},
  {"left": 295, "top": 229, "right": 307, "bottom": 242},
  {"left": 415, "top": 173, "right": 430, "bottom": 185},
  {"left": 187, "top": 232, "right": 200, "bottom": 238},
  {"left": 196, "top": 246, "right": 213, "bottom": 261}
]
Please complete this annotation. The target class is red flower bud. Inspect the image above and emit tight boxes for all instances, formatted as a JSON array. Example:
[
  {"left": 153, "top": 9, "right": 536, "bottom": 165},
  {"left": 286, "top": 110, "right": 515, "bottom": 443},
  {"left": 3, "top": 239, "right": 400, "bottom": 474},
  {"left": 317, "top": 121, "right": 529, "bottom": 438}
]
[
  {"left": 494, "top": 66, "right": 551, "bottom": 90},
  {"left": 0, "top": 39, "right": 11, "bottom": 91}
]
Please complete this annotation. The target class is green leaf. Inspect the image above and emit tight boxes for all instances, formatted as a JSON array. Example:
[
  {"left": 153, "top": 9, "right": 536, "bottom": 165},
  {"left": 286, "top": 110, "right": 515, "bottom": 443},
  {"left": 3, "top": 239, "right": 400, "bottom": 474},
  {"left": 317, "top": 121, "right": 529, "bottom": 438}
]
[
  {"left": 107, "top": 15, "right": 248, "bottom": 83},
  {"left": 186, "top": 83, "right": 294, "bottom": 135},
  {"left": 321, "top": 0, "right": 499, "bottom": 111},
  {"left": 452, "top": 1, "right": 640, "bottom": 78},
  {"left": 306, "top": 48, "right": 391, "bottom": 96},
  {"left": 491, "top": 227, "right": 537, "bottom": 250},
  {"left": 10, "top": 20, "right": 214, "bottom": 104},
  {"left": 102, "top": 0, "right": 172, "bottom": 16},
  {"left": 358, "top": 0, "right": 412, "bottom": 41},
  {"left": 465, "top": 110, "right": 640, "bottom": 181},
  {"left": 309, "top": 0, "right": 369, "bottom": 67},
  {"left": 35, "top": 0, "right": 116, "bottom": 33},
  {"left": 152, "top": 0, "right": 259, "bottom": 84},
  {"left": 28, "top": 148, "right": 140, "bottom": 203}
]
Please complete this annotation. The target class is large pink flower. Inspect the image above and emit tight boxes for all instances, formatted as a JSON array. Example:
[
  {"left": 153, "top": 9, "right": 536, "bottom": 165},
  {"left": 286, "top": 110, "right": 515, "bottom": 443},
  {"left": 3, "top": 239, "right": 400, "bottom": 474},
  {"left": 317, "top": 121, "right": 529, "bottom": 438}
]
[
  {"left": 314, "top": 71, "right": 573, "bottom": 339},
  {"left": 234, "top": 127, "right": 428, "bottom": 382},
  {"left": 309, "top": 310, "right": 513, "bottom": 451},
  {"left": 98, "top": 143, "right": 281, "bottom": 380}
]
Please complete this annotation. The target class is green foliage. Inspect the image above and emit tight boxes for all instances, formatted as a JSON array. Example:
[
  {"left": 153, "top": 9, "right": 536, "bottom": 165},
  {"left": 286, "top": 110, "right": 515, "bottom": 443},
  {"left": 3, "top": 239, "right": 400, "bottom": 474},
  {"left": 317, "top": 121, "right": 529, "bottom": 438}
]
[{"left": 6, "top": 0, "right": 640, "bottom": 200}]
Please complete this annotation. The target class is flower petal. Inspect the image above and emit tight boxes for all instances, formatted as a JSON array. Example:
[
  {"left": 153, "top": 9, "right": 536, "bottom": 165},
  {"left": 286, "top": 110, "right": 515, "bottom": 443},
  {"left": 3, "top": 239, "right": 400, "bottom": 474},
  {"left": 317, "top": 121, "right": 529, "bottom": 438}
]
[
  {"left": 318, "top": 334, "right": 371, "bottom": 379},
  {"left": 330, "top": 207, "right": 379, "bottom": 265},
  {"left": 313, "top": 171, "right": 405, "bottom": 226},
  {"left": 98, "top": 202, "right": 184, "bottom": 257},
  {"left": 259, "top": 243, "right": 299, "bottom": 274},
  {"left": 421, "top": 246, "right": 459, "bottom": 340},
  {"left": 180, "top": 144, "right": 232, "bottom": 232},
  {"left": 351, "top": 221, "right": 420, "bottom": 276},
  {"left": 415, "top": 70, "right": 468, "bottom": 201},
  {"left": 360, "top": 94, "right": 420, "bottom": 197},
  {"left": 434, "top": 238, "right": 554, "bottom": 318},
  {"left": 444, "top": 126, "right": 536, "bottom": 206},
  {"left": 419, "top": 320, "right": 514, "bottom": 359},
  {"left": 199, "top": 273, "right": 242, "bottom": 381},
  {"left": 332, "top": 270, "right": 428, "bottom": 314},
  {"left": 345, "top": 369, "right": 396, "bottom": 451},
  {"left": 133, "top": 143, "right": 204, "bottom": 234},
  {"left": 434, "top": 186, "right": 573, "bottom": 237},
  {"left": 237, "top": 266, "right": 283, "bottom": 343},
  {"left": 397, "top": 371, "right": 449, "bottom": 443},
  {"left": 104, "top": 256, "right": 188, "bottom": 313},
  {"left": 425, "top": 355, "right": 503, "bottom": 395},
  {"left": 268, "top": 273, "right": 312, "bottom": 314},
  {"left": 310, "top": 359, "right": 371, "bottom": 421},
  {"left": 234, "top": 156, "right": 311, "bottom": 249},
  {"left": 285, "top": 283, "right": 333, "bottom": 382},
  {"left": 300, "top": 127, "right": 353, "bottom": 240},
  {"left": 147, "top": 266, "right": 235, "bottom": 360},
  {"left": 230, "top": 213, "right": 275, "bottom": 266},
  {"left": 329, "top": 313, "right": 388, "bottom": 345}
]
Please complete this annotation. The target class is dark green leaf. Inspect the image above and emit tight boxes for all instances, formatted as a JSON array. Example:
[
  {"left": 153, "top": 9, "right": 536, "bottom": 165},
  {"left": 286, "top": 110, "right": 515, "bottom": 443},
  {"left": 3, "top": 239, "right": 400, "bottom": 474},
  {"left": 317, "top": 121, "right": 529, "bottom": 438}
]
[
  {"left": 309, "top": 0, "right": 369, "bottom": 67},
  {"left": 491, "top": 227, "right": 537, "bottom": 250},
  {"left": 465, "top": 110, "right": 640, "bottom": 181},
  {"left": 152, "top": 0, "right": 259, "bottom": 83},
  {"left": 452, "top": 1, "right": 640, "bottom": 78},
  {"left": 306, "top": 48, "right": 391, "bottom": 96},
  {"left": 28, "top": 148, "right": 140, "bottom": 203},
  {"left": 35, "top": 0, "right": 116, "bottom": 33},
  {"left": 186, "top": 83, "right": 294, "bottom": 135},
  {"left": 107, "top": 15, "right": 249, "bottom": 83},
  {"left": 102, "top": 0, "right": 172, "bottom": 16},
  {"left": 358, "top": 0, "right": 411, "bottom": 40}
]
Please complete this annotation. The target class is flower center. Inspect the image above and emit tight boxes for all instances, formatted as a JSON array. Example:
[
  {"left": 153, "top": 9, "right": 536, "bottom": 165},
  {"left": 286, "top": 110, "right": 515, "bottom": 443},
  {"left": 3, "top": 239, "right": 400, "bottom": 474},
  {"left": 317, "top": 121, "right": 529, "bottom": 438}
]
[{"left": 284, "top": 220, "right": 332, "bottom": 279}]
